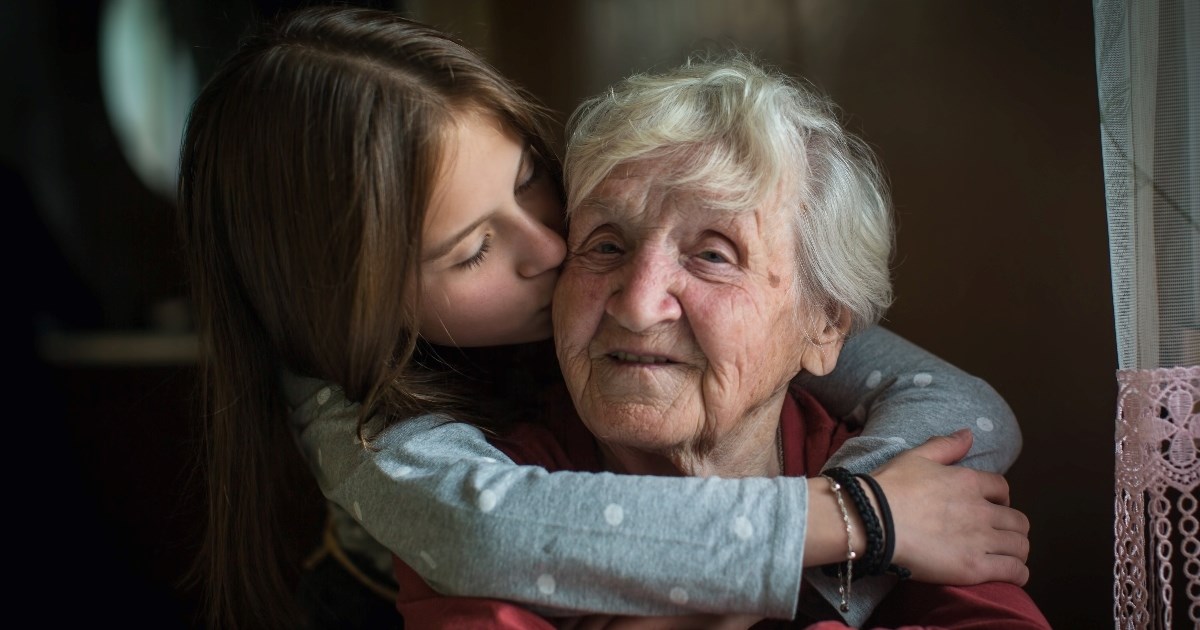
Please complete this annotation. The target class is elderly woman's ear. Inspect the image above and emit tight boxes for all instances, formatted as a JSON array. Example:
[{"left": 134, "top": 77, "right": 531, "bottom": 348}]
[{"left": 799, "top": 306, "right": 852, "bottom": 376}]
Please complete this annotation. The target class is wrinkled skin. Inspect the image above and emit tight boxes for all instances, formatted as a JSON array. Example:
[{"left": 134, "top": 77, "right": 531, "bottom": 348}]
[
  {"left": 554, "top": 161, "right": 842, "bottom": 479},
  {"left": 553, "top": 161, "right": 1030, "bottom": 628}
]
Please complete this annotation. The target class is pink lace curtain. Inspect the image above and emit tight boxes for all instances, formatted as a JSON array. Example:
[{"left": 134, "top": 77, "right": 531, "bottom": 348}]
[
  {"left": 1114, "top": 368, "right": 1200, "bottom": 628},
  {"left": 1095, "top": 0, "right": 1200, "bottom": 627}
]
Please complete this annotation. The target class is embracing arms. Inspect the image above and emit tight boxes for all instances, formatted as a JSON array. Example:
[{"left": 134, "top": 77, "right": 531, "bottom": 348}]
[
  {"left": 798, "top": 326, "right": 1019, "bottom": 475},
  {"left": 796, "top": 326, "right": 1026, "bottom": 624},
  {"left": 286, "top": 325, "right": 1024, "bottom": 618}
]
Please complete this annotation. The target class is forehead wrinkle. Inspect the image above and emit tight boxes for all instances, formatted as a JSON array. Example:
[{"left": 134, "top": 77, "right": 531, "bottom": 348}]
[
  {"left": 571, "top": 199, "right": 630, "bottom": 245},
  {"left": 578, "top": 195, "right": 636, "bottom": 220},
  {"left": 577, "top": 175, "right": 655, "bottom": 227}
]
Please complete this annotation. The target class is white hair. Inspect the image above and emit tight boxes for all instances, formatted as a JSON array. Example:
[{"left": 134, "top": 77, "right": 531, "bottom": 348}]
[{"left": 564, "top": 54, "right": 894, "bottom": 333}]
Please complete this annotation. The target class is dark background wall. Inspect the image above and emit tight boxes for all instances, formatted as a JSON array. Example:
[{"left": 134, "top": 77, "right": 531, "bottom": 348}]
[{"left": 12, "top": 1, "right": 1112, "bottom": 627}]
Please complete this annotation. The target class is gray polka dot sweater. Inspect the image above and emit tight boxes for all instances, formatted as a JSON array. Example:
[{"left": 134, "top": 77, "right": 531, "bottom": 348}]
[{"left": 284, "top": 326, "right": 1019, "bottom": 624}]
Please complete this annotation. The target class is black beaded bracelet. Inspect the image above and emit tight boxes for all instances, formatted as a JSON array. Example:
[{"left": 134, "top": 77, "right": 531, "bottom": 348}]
[
  {"left": 821, "top": 467, "right": 886, "bottom": 579},
  {"left": 854, "top": 472, "right": 911, "bottom": 579}
]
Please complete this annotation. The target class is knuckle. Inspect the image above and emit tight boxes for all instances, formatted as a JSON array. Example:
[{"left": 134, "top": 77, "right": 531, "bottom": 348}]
[{"left": 1015, "top": 533, "right": 1031, "bottom": 560}]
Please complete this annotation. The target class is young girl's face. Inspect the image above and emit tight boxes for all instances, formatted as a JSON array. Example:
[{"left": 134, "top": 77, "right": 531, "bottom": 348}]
[{"left": 416, "top": 113, "right": 566, "bottom": 347}]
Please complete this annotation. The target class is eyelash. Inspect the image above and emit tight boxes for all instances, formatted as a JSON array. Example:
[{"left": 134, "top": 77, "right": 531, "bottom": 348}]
[{"left": 460, "top": 234, "right": 492, "bottom": 269}]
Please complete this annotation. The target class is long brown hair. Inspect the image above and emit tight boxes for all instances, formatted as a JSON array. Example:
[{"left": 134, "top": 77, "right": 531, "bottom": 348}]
[{"left": 177, "top": 6, "right": 559, "bottom": 627}]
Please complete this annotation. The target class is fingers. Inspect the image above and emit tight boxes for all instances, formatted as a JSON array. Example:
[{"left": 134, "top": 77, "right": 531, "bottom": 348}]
[
  {"left": 907, "top": 530, "right": 1031, "bottom": 587},
  {"left": 907, "top": 428, "right": 973, "bottom": 465},
  {"left": 971, "top": 511, "right": 1031, "bottom": 585},
  {"left": 988, "top": 528, "right": 1031, "bottom": 562},
  {"left": 973, "top": 470, "right": 1012, "bottom": 506},
  {"left": 991, "top": 503, "right": 1031, "bottom": 536},
  {"left": 979, "top": 551, "right": 1031, "bottom": 587}
]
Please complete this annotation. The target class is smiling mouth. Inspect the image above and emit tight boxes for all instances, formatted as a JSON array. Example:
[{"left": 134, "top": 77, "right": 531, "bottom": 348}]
[{"left": 608, "top": 351, "right": 673, "bottom": 365}]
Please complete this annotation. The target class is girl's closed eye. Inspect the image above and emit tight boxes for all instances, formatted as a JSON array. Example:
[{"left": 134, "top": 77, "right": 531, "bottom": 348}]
[{"left": 459, "top": 234, "right": 492, "bottom": 269}]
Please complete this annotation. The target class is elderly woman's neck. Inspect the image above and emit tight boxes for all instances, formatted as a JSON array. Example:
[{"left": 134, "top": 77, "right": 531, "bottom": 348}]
[{"left": 599, "top": 396, "right": 787, "bottom": 479}]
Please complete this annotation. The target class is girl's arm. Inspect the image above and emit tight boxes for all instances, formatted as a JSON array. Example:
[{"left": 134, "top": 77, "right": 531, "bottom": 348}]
[
  {"left": 799, "top": 325, "right": 1020, "bottom": 475},
  {"left": 796, "top": 325, "right": 1020, "bottom": 626},
  {"left": 285, "top": 325, "right": 1021, "bottom": 619},
  {"left": 288, "top": 379, "right": 806, "bottom": 618}
]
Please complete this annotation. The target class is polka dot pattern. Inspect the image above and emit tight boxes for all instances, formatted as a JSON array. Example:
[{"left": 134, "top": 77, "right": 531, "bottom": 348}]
[
  {"left": 478, "top": 489, "right": 499, "bottom": 513},
  {"left": 733, "top": 516, "right": 754, "bottom": 540},
  {"left": 379, "top": 461, "right": 413, "bottom": 478},
  {"left": 604, "top": 503, "right": 624, "bottom": 526},
  {"left": 295, "top": 360, "right": 1014, "bottom": 611}
]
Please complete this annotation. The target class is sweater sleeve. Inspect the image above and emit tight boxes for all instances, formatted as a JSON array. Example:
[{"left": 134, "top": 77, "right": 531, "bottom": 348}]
[
  {"left": 286, "top": 373, "right": 807, "bottom": 618},
  {"left": 794, "top": 325, "right": 1022, "bottom": 627},
  {"left": 798, "top": 325, "right": 1021, "bottom": 475}
]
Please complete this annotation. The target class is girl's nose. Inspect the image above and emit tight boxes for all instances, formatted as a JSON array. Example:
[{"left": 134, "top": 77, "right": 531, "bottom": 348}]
[{"left": 517, "top": 214, "right": 567, "bottom": 278}]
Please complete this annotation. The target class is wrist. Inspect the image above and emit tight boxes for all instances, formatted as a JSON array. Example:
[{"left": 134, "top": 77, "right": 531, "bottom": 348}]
[
  {"left": 823, "top": 467, "right": 906, "bottom": 579},
  {"left": 803, "top": 477, "right": 866, "bottom": 566}
]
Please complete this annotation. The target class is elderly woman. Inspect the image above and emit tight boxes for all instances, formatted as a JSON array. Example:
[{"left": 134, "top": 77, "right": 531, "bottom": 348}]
[{"left": 392, "top": 56, "right": 1048, "bottom": 629}]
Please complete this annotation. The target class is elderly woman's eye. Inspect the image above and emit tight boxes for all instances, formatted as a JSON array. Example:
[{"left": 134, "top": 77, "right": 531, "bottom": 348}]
[
  {"left": 697, "top": 250, "right": 730, "bottom": 264},
  {"left": 593, "top": 241, "right": 623, "bottom": 255}
]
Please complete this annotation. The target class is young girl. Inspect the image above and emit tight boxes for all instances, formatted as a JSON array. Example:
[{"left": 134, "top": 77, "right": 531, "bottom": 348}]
[{"left": 179, "top": 6, "right": 1026, "bottom": 628}]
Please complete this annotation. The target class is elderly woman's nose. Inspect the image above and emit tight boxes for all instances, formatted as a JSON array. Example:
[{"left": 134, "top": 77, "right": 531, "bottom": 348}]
[
  {"left": 516, "top": 215, "right": 567, "bottom": 278},
  {"left": 604, "top": 249, "right": 683, "bottom": 332}
]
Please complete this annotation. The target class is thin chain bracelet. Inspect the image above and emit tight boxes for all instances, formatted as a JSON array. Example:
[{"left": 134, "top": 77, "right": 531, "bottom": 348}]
[
  {"left": 824, "top": 467, "right": 885, "bottom": 577},
  {"left": 821, "top": 474, "right": 855, "bottom": 613}
]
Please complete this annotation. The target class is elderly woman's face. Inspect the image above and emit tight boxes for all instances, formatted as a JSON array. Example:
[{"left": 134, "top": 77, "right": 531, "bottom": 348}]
[{"left": 553, "top": 161, "right": 813, "bottom": 464}]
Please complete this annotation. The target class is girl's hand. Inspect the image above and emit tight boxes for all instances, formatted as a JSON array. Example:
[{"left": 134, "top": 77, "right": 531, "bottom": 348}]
[{"left": 872, "top": 429, "right": 1031, "bottom": 586}]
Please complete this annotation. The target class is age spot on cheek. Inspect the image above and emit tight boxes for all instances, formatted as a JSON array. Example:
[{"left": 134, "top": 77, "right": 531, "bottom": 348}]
[{"left": 767, "top": 272, "right": 780, "bottom": 288}]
